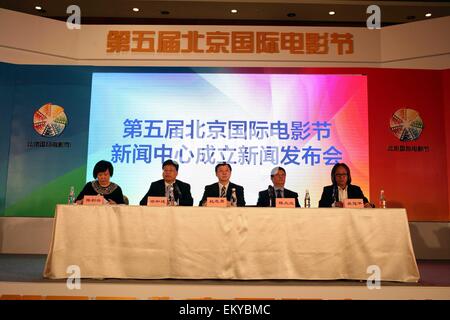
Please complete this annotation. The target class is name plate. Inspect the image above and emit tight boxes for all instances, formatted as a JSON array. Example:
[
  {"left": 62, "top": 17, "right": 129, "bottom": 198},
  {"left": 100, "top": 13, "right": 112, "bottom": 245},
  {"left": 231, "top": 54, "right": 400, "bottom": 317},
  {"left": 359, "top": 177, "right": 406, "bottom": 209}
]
[
  {"left": 83, "top": 195, "right": 105, "bottom": 205},
  {"left": 147, "top": 197, "right": 168, "bottom": 207},
  {"left": 343, "top": 198, "right": 364, "bottom": 208},
  {"left": 276, "top": 198, "right": 296, "bottom": 208},
  {"left": 206, "top": 197, "right": 227, "bottom": 207}
]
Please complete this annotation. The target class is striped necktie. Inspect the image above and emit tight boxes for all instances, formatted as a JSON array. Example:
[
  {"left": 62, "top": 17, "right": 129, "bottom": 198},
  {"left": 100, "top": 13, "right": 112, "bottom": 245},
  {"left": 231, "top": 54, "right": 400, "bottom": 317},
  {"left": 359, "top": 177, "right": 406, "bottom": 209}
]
[
  {"left": 276, "top": 189, "right": 282, "bottom": 198},
  {"left": 220, "top": 185, "right": 226, "bottom": 198},
  {"left": 166, "top": 184, "right": 172, "bottom": 198}
]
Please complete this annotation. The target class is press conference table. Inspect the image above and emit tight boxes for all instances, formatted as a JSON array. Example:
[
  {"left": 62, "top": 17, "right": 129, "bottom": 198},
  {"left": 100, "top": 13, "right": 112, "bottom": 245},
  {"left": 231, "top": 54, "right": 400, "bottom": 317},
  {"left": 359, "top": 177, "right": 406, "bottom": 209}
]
[{"left": 43, "top": 205, "right": 420, "bottom": 282}]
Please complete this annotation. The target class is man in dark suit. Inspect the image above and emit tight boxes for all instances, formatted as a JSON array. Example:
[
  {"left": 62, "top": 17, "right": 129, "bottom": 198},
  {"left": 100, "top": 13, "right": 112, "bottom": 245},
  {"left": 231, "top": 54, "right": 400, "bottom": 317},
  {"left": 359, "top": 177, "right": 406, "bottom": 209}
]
[
  {"left": 257, "top": 167, "right": 300, "bottom": 207},
  {"left": 139, "top": 159, "right": 193, "bottom": 206},
  {"left": 318, "top": 162, "right": 372, "bottom": 208},
  {"left": 199, "top": 162, "right": 245, "bottom": 207}
]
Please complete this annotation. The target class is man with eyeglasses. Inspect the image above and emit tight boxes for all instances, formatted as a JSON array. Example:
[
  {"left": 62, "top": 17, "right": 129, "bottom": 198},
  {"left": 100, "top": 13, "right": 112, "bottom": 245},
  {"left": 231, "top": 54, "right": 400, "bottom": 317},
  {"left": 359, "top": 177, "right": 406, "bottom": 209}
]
[
  {"left": 319, "top": 162, "right": 373, "bottom": 208},
  {"left": 257, "top": 166, "right": 300, "bottom": 207}
]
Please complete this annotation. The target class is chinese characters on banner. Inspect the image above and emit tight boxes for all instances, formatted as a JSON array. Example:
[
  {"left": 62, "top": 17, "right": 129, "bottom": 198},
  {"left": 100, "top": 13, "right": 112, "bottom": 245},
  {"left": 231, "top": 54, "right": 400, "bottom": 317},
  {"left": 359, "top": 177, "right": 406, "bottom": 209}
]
[
  {"left": 387, "top": 145, "right": 429, "bottom": 152},
  {"left": 111, "top": 119, "right": 343, "bottom": 167},
  {"left": 27, "top": 141, "right": 71, "bottom": 148},
  {"left": 106, "top": 30, "right": 354, "bottom": 55}
]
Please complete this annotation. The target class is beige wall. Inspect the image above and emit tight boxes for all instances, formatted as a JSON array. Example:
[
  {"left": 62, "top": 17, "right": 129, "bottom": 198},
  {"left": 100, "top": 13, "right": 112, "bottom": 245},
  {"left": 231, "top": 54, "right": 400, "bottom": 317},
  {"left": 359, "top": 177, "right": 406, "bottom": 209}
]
[
  {"left": 381, "top": 16, "right": 450, "bottom": 69},
  {"left": 0, "top": 8, "right": 379, "bottom": 66},
  {"left": 1, "top": 8, "right": 449, "bottom": 69},
  {"left": 1, "top": 8, "right": 448, "bottom": 69},
  {"left": 0, "top": 217, "right": 54, "bottom": 254},
  {"left": 0, "top": 9, "right": 78, "bottom": 64}
]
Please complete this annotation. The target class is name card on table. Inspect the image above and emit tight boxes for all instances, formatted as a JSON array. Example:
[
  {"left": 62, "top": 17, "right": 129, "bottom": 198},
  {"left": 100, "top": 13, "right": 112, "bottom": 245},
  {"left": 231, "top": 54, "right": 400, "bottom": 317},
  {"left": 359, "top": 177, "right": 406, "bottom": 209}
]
[
  {"left": 343, "top": 198, "right": 364, "bottom": 208},
  {"left": 276, "top": 198, "right": 296, "bottom": 208},
  {"left": 147, "top": 197, "right": 168, "bottom": 207},
  {"left": 206, "top": 197, "right": 227, "bottom": 207},
  {"left": 83, "top": 195, "right": 105, "bottom": 205}
]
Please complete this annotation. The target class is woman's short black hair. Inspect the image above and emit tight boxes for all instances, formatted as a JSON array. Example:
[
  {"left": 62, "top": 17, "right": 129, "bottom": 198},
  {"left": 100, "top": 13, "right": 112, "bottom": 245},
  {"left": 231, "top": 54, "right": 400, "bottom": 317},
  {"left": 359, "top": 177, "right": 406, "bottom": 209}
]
[
  {"left": 331, "top": 162, "right": 351, "bottom": 185},
  {"left": 93, "top": 160, "right": 114, "bottom": 179},
  {"left": 215, "top": 162, "right": 232, "bottom": 173}
]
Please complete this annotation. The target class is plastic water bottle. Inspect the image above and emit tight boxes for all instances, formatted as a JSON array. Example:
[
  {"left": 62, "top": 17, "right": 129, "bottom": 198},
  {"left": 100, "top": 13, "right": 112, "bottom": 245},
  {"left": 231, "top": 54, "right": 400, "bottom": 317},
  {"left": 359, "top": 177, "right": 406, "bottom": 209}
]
[
  {"left": 379, "top": 190, "right": 386, "bottom": 208},
  {"left": 304, "top": 189, "right": 311, "bottom": 208},
  {"left": 230, "top": 188, "right": 237, "bottom": 207},
  {"left": 68, "top": 186, "right": 75, "bottom": 204}
]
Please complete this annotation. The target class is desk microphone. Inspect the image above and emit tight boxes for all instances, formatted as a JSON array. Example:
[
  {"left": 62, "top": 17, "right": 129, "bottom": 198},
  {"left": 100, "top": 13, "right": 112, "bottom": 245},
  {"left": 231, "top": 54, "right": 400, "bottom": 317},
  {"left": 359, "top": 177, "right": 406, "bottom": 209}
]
[
  {"left": 174, "top": 183, "right": 182, "bottom": 196},
  {"left": 268, "top": 185, "right": 275, "bottom": 207}
]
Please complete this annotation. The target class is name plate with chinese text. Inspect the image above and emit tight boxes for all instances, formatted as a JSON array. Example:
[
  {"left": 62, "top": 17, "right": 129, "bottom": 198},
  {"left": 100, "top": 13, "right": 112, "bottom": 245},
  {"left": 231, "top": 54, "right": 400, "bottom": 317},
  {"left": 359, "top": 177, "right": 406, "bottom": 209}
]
[
  {"left": 276, "top": 198, "right": 296, "bottom": 208},
  {"left": 206, "top": 197, "right": 227, "bottom": 207},
  {"left": 343, "top": 198, "right": 364, "bottom": 208},
  {"left": 147, "top": 197, "right": 168, "bottom": 207},
  {"left": 83, "top": 195, "right": 105, "bottom": 205}
]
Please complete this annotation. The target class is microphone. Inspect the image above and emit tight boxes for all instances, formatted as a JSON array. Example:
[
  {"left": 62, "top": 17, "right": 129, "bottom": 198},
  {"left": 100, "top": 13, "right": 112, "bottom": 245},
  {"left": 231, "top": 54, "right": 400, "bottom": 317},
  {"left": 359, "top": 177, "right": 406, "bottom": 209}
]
[
  {"left": 268, "top": 185, "right": 275, "bottom": 198},
  {"left": 174, "top": 183, "right": 182, "bottom": 196},
  {"left": 332, "top": 185, "right": 338, "bottom": 204},
  {"left": 268, "top": 185, "right": 275, "bottom": 207}
]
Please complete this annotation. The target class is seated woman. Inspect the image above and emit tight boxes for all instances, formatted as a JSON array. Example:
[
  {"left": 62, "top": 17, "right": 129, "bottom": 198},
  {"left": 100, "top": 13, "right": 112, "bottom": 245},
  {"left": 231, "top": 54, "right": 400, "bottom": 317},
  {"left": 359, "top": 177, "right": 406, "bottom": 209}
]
[
  {"left": 319, "top": 162, "right": 373, "bottom": 208},
  {"left": 76, "top": 160, "right": 125, "bottom": 205}
]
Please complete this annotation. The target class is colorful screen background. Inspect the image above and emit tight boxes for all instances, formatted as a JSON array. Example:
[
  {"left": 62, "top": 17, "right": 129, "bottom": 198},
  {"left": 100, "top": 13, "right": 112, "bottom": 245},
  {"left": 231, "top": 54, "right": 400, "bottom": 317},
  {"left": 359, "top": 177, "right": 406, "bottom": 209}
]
[{"left": 87, "top": 72, "right": 369, "bottom": 206}]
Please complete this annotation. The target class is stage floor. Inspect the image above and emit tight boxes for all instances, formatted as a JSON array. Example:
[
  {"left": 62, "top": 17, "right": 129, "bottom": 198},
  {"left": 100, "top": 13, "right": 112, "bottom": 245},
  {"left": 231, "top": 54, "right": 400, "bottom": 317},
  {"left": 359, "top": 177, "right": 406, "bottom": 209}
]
[{"left": 0, "top": 254, "right": 449, "bottom": 300}]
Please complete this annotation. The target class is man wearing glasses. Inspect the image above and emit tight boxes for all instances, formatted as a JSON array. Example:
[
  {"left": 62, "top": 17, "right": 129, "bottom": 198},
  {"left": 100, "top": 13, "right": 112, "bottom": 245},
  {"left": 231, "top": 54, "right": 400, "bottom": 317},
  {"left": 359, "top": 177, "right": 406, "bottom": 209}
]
[
  {"left": 256, "top": 166, "right": 300, "bottom": 207},
  {"left": 319, "top": 162, "right": 373, "bottom": 208}
]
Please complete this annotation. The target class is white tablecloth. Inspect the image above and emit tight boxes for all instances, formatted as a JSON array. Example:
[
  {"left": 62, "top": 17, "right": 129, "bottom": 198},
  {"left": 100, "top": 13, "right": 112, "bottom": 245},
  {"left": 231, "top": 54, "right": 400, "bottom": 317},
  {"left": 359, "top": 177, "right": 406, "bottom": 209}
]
[{"left": 44, "top": 205, "right": 420, "bottom": 282}]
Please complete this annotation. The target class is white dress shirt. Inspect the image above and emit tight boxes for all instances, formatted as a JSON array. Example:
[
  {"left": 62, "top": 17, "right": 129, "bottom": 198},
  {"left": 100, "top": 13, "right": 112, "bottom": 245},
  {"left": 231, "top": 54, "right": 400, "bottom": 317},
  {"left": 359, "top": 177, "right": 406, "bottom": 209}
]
[{"left": 331, "top": 186, "right": 348, "bottom": 207}]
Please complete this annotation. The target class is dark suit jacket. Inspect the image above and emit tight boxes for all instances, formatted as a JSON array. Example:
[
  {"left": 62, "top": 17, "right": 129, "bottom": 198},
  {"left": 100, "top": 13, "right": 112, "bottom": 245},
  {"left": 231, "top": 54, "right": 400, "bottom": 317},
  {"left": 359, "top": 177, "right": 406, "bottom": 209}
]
[
  {"left": 199, "top": 182, "right": 246, "bottom": 207},
  {"left": 139, "top": 179, "right": 193, "bottom": 206},
  {"left": 318, "top": 184, "right": 370, "bottom": 208},
  {"left": 257, "top": 188, "right": 300, "bottom": 207}
]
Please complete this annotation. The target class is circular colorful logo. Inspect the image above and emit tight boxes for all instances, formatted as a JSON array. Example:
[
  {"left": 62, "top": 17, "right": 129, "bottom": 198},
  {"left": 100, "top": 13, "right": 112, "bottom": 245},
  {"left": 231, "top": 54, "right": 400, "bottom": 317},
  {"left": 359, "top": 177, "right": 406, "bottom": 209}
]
[
  {"left": 390, "top": 108, "right": 424, "bottom": 141},
  {"left": 33, "top": 103, "right": 68, "bottom": 137}
]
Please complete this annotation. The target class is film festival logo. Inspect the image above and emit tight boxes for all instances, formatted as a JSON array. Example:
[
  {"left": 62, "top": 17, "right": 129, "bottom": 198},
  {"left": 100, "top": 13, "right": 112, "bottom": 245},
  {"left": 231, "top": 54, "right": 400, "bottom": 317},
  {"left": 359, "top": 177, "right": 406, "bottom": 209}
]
[
  {"left": 33, "top": 103, "right": 68, "bottom": 137},
  {"left": 388, "top": 108, "right": 428, "bottom": 152},
  {"left": 29, "top": 103, "right": 71, "bottom": 149},
  {"left": 390, "top": 108, "right": 424, "bottom": 141}
]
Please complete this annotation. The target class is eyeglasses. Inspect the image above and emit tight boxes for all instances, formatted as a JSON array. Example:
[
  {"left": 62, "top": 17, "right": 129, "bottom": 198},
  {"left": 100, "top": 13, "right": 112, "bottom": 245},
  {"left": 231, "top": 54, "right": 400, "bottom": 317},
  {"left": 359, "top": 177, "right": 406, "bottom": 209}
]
[
  {"left": 335, "top": 174, "right": 348, "bottom": 177},
  {"left": 272, "top": 174, "right": 286, "bottom": 178}
]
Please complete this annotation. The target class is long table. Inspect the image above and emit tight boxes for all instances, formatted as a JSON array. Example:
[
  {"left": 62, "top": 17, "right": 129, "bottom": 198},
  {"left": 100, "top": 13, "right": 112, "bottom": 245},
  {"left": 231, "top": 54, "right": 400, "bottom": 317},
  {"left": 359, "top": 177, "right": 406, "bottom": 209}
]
[{"left": 43, "top": 205, "right": 420, "bottom": 282}]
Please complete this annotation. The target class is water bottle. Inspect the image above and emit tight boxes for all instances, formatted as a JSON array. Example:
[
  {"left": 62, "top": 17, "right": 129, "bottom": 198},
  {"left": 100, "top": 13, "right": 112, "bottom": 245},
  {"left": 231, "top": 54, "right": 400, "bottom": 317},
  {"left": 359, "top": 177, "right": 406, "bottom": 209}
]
[
  {"left": 68, "top": 186, "right": 75, "bottom": 204},
  {"left": 230, "top": 188, "right": 237, "bottom": 207},
  {"left": 379, "top": 190, "right": 386, "bottom": 208},
  {"left": 304, "top": 189, "right": 311, "bottom": 208}
]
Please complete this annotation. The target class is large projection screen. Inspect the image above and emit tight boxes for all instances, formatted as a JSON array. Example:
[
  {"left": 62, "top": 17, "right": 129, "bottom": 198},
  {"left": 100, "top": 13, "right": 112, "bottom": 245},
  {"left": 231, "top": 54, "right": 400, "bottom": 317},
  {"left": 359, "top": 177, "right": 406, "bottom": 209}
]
[{"left": 87, "top": 72, "right": 369, "bottom": 206}]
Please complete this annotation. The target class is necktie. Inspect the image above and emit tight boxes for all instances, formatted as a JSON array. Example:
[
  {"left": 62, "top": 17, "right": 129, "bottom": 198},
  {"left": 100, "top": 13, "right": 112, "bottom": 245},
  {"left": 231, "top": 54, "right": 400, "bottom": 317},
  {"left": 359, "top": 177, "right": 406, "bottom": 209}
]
[
  {"left": 220, "top": 185, "right": 226, "bottom": 198},
  {"left": 276, "top": 189, "right": 282, "bottom": 198}
]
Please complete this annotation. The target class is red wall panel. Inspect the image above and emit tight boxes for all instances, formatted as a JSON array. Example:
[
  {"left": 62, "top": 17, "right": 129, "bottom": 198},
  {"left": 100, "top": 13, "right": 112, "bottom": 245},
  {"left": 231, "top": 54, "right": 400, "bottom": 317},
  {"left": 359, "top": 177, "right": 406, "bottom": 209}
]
[
  {"left": 443, "top": 69, "right": 450, "bottom": 220},
  {"left": 367, "top": 68, "right": 449, "bottom": 221}
]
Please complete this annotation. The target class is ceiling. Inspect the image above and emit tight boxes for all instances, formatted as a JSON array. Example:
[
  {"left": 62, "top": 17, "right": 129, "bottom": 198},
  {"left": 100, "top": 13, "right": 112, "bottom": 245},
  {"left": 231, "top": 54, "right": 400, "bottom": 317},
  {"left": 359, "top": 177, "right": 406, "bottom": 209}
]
[{"left": 0, "top": 0, "right": 449, "bottom": 27}]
